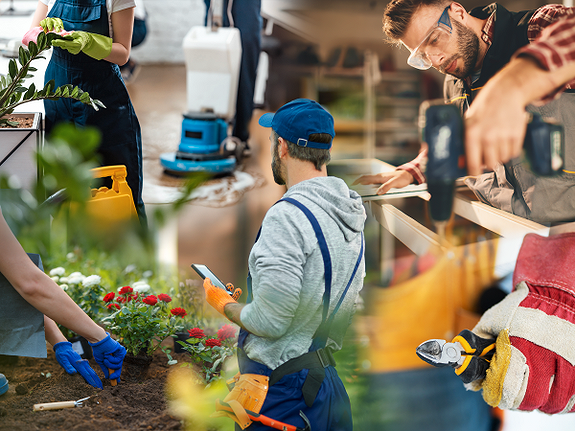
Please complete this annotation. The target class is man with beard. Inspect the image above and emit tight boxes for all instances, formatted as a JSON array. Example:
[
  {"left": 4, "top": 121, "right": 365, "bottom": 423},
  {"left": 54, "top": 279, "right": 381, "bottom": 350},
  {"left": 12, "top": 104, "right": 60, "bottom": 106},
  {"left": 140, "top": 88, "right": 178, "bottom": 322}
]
[
  {"left": 202, "top": 98, "right": 366, "bottom": 431},
  {"left": 357, "top": 2, "right": 575, "bottom": 223}
]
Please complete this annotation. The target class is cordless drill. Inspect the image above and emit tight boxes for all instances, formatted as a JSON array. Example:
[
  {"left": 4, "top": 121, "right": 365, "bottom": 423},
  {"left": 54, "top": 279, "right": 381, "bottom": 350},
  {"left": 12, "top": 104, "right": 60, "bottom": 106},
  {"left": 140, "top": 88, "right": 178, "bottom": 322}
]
[{"left": 420, "top": 100, "right": 564, "bottom": 234}]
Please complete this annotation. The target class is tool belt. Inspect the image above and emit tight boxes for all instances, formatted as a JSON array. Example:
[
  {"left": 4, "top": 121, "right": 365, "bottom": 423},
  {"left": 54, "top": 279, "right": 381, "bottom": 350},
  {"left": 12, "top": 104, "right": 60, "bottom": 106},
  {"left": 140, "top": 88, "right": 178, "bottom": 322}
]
[
  {"left": 269, "top": 347, "right": 336, "bottom": 408},
  {"left": 215, "top": 347, "right": 336, "bottom": 429}
]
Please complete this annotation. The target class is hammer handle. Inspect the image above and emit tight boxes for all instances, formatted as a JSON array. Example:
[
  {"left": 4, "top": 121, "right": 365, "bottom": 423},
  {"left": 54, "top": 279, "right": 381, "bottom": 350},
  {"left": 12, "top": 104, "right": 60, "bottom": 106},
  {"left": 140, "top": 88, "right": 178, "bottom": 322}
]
[{"left": 33, "top": 401, "right": 76, "bottom": 411}]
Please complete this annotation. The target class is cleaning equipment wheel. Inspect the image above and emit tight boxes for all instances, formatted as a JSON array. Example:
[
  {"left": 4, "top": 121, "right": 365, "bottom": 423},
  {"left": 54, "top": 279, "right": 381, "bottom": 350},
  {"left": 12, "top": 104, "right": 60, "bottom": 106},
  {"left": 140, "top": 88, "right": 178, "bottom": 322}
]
[{"left": 160, "top": 152, "right": 237, "bottom": 176}]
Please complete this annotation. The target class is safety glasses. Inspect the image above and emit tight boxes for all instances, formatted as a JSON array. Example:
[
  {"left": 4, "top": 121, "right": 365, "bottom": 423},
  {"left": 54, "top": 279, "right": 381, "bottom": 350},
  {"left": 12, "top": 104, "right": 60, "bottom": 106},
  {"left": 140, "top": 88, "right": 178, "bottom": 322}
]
[{"left": 406, "top": 6, "right": 452, "bottom": 70}]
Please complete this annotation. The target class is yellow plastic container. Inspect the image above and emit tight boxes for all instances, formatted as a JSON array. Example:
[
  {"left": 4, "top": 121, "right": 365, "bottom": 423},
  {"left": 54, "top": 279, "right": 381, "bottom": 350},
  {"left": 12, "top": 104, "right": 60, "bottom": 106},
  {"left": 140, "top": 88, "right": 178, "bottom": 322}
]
[{"left": 87, "top": 165, "right": 137, "bottom": 224}]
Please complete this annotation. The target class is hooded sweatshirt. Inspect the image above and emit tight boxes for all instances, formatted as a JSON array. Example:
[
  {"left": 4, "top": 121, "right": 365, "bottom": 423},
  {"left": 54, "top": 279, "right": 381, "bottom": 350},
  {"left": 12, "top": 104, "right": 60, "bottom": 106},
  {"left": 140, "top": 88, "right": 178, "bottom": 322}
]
[{"left": 240, "top": 176, "right": 366, "bottom": 370}]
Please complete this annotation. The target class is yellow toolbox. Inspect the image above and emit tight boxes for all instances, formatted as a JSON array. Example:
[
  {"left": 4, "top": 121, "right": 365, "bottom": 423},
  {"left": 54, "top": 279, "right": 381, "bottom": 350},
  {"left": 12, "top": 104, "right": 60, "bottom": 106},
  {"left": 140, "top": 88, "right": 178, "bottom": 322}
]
[{"left": 87, "top": 165, "right": 137, "bottom": 224}]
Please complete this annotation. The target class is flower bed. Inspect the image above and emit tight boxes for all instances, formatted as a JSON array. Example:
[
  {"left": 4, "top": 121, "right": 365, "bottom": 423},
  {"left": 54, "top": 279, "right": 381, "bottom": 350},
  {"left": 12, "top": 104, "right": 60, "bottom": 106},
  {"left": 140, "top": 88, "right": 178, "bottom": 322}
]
[{"left": 0, "top": 343, "right": 188, "bottom": 430}]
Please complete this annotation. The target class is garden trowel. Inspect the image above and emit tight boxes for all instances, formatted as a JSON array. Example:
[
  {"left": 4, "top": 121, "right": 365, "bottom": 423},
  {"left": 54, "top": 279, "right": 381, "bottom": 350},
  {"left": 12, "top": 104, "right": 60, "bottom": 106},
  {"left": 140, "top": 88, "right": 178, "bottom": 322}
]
[{"left": 33, "top": 396, "right": 90, "bottom": 411}]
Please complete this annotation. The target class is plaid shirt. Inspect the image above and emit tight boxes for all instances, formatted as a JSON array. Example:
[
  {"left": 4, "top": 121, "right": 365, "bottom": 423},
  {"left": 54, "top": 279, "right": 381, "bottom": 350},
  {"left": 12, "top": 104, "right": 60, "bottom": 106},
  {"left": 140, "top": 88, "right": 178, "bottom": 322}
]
[{"left": 400, "top": 4, "right": 575, "bottom": 183}]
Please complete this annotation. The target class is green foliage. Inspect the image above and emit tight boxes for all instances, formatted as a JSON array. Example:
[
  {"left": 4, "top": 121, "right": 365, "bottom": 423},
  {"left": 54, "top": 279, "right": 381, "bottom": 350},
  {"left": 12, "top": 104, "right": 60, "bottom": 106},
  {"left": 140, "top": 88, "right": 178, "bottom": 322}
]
[
  {"left": 101, "top": 287, "right": 186, "bottom": 357},
  {"left": 0, "top": 123, "right": 100, "bottom": 255},
  {"left": 178, "top": 326, "right": 237, "bottom": 385},
  {"left": 0, "top": 32, "right": 104, "bottom": 127}
]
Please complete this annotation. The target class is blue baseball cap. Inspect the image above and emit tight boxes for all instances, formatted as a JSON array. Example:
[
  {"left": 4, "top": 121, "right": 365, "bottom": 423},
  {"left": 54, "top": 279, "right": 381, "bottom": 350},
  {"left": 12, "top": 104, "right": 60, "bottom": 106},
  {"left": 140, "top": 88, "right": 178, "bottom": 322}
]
[{"left": 258, "top": 98, "right": 335, "bottom": 149}]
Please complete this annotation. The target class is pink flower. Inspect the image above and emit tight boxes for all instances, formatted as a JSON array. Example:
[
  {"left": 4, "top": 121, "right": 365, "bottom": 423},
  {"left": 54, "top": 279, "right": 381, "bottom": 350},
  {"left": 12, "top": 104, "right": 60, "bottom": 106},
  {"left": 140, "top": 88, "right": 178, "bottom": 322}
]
[
  {"left": 170, "top": 307, "right": 187, "bottom": 318},
  {"left": 119, "top": 286, "right": 133, "bottom": 295},
  {"left": 205, "top": 338, "right": 222, "bottom": 348},
  {"left": 143, "top": 295, "right": 158, "bottom": 306},
  {"left": 217, "top": 324, "right": 238, "bottom": 341},
  {"left": 158, "top": 293, "right": 172, "bottom": 303},
  {"left": 103, "top": 292, "right": 115, "bottom": 303},
  {"left": 187, "top": 328, "right": 205, "bottom": 339},
  {"left": 107, "top": 303, "right": 120, "bottom": 310}
]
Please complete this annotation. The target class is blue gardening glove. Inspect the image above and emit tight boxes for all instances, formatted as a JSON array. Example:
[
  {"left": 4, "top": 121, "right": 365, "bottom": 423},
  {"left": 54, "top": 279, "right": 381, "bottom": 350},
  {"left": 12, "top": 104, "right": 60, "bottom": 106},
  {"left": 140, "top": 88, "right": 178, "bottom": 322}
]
[
  {"left": 53, "top": 341, "right": 103, "bottom": 389},
  {"left": 51, "top": 31, "right": 112, "bottom": 60},
  {"left": 39, "top": 17, "right": 65, "bottom": 33},
  {"left": 89, "top": 333, "right": 126, "bottom": 381}
]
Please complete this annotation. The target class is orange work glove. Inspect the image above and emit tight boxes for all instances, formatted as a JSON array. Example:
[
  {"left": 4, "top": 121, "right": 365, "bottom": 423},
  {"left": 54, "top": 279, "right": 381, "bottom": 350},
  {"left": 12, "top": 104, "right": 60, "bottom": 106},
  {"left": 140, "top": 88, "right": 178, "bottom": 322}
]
[{"left": 203, "top": 278, "right": 242, "bottom": 316}]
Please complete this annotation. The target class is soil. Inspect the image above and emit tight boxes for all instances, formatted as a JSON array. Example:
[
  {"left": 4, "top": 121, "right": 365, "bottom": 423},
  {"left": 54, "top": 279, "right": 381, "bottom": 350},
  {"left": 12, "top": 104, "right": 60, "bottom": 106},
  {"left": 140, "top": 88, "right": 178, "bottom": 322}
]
[
  {"left": 0, "top": 116, "right": 35, "bottom": 128},
  {"left": 0, "top": 341, "right": 194, "bottom": 430}
]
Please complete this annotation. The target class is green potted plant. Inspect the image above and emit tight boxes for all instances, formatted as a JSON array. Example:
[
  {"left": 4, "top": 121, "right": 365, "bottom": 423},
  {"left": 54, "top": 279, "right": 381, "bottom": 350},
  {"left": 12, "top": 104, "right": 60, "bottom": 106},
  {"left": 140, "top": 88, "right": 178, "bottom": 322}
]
[
  {"left": 0, "top": 30, "right": 103, "bottom": 190},
  {"left": 100, "top": 287, "right": 187, "bottom": 381}
]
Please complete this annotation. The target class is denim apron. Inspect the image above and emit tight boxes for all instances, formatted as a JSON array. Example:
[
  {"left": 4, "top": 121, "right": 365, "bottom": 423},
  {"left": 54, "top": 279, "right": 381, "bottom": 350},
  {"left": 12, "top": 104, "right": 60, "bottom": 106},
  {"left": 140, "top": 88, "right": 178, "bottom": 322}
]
[
  {"left": 236, "top": 197, "right": 363, "bottom": 430},
  {"left": 44, "top": 0, "right": 145, "bottom": 219}
]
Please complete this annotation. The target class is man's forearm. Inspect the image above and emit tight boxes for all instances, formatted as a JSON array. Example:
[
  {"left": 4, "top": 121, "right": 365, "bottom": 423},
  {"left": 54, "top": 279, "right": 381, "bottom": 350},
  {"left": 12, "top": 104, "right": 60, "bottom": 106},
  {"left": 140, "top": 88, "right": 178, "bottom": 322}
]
[{"left": 224, "top": 302, "right": 247, "bottom": 330}]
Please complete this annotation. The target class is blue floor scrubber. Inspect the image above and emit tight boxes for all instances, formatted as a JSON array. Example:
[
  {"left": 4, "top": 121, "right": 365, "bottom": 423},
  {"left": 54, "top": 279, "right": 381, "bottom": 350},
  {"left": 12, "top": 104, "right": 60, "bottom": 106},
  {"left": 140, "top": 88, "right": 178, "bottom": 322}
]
[{"left": 160, "top": 1, "right": 244, "bottom": 176}]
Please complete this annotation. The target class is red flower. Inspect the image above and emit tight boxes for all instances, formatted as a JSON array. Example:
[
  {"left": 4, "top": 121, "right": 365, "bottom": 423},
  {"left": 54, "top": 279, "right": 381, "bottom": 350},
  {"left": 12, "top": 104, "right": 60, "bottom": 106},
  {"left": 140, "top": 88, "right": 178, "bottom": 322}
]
[
  {"left": 217, "top": 324, "right": 238, "bottom": 341},
  {"left": 158, "top": 293, "right": 172, "bottom": 303},
  {"left": 107, "top": 303, "right": 120, "bottom": 310},
  {"left": 205, "top": 338, "right": 222, "bottom": 348},
  {"left": 187, "top": 328, "right": 205, "bottom": 338},
  {"left": 103, "top": 292, "right": 115, "bottom": 303},
  {"left": 119, "top": 286, "right": 133, "bottom": 295},
  {"left": 143, "top": 295, "right": 158, "bottom": 306},
  {"left": 170, "top": 307, "right": 187, "bottom": 318}
]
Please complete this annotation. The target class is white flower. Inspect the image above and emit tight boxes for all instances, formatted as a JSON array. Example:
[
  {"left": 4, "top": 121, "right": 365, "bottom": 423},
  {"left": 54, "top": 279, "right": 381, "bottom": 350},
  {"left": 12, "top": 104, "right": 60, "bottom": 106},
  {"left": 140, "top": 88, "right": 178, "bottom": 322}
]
[
  {"left": 123, "top": 264, "right": 137, "bottom": 274},
  {"left": 66, "top": 252, "right": 76, "bottom": 262},
  {"left": 49, "top": 267, "right": 66, "bottom": 277},
  {"left": 59, "top": 276, "right": 69, "bottom": 284},
  {"left": 132, "top": 280, "right": 151, "bottom": 293},
  {"left": 50, "top": 276, "right": 60, "bottom": 283},
  {"left": 60, "top": 284, "right": 69, "bottom": 291},
  {"left": 68, "top": 272, "right": 86, "bottom": 285},
  {"left": 82, "top": 275, "right": 101, "bottom": 288},
  {"left": 142, "top": 270, "right": 153, "bottom": 279}
]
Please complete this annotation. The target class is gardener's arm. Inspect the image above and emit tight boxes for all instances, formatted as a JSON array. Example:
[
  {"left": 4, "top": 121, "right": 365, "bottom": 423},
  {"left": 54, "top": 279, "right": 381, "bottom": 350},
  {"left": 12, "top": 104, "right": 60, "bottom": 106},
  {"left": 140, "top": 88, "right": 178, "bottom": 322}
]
[
  {"left": 224, "top": 303, "right": 247, "bottom": 330},
  {"left": 29, "top": 1, "right": 48, "bottom": 28},
  {"left": 44, "top": 316, "right": 67, "bottom": 346},
  {"left": 106, "top": 7, "right": 134, "bottom": 66},
  {"left": 0, "top": 209, "right": 106, "bottom": 344}
]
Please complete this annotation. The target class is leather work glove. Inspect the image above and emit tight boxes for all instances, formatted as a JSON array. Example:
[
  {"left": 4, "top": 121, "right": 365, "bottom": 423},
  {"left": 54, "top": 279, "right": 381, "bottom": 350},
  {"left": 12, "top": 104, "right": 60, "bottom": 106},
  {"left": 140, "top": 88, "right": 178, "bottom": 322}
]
[
  {"left": 459, "top": 232, "right": 575, "bottom": 414},
  {"left": 40, "top": 17, "right": 65, "bottom": 33},
  {"left": 53, "top": 341, "right": 103, "bottom": 389},
  {"left": 51, "top": 31, "right": 112, "bottom": 60},
  {"left": 88, "top": 333, "right": 126, "bottom": 381},
  {"left": 203, "top": 278, "right": 242, "bottom": 316}
]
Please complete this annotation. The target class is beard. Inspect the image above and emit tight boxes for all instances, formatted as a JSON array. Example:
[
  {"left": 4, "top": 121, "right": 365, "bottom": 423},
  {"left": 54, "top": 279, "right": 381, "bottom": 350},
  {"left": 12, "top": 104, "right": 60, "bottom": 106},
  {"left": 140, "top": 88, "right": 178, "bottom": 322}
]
[
  {"left": 271, "top": 140, "right": 285, "bottom": 186},
  {"left": 439, "top": 19, "right": 480, "bottom": 79}
]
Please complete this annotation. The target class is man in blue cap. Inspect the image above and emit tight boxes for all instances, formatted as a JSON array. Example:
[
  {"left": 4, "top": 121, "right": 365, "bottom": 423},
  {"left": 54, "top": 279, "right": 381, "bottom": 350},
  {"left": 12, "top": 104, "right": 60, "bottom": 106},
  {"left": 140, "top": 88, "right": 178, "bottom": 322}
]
[{"left": 203, "top": 98, "right": 366, "bottom": 430}]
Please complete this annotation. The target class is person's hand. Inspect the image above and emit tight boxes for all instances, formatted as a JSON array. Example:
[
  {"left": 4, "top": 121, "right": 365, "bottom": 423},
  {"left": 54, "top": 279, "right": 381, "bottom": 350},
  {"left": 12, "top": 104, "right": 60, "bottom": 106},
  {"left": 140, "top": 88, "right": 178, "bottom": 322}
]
[
  {"left": 464, "top": 94, "right": 529, "bottom": 176},
  {"left": 53, "top": 341, "right": 103, "bottom": 389},
  {"left": 456, "top": 232, "right": 575, "bottom": 414},
  {"left": 353, "top": 169, "right": 414, "bottom": 195},
  {"left": 88, "top": 333, "right": 126, "bottom": 381},
  {"left": 39, "top": 17, "right": 65, "bottom": 33},
  {"left": 51, "top": 31, "right": 112, "bottom": 60},
  {"left": 203, "top": 278, "right": 242, "bottom": 316}
]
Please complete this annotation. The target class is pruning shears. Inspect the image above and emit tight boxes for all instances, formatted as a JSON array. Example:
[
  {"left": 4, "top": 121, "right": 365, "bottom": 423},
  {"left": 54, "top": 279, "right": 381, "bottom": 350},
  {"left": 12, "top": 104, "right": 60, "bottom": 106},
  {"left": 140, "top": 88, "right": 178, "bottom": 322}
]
[
  {"left": 33, "top": 396, "right": 91, "bottom": 411},
  {"left": 215, "top": 399, "right": 312, "bottom": 431},
  {"left": 416, "top": 329, "right": 495, "bottom": 383}
]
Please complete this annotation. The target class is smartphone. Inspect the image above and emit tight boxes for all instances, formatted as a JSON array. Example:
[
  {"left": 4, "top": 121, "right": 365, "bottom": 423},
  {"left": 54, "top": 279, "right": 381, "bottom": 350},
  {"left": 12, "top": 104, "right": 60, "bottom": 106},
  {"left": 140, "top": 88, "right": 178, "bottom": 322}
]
[{"left": 191, "top": 264, "right": 231, "bottom": 294}]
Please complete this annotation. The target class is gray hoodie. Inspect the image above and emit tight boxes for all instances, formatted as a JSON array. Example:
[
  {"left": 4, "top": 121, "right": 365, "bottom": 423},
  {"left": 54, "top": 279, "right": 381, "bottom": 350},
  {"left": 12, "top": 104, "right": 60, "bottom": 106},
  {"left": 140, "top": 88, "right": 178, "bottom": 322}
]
[{"left": 241, "top": 176, "right": 366, "bottom": 370}]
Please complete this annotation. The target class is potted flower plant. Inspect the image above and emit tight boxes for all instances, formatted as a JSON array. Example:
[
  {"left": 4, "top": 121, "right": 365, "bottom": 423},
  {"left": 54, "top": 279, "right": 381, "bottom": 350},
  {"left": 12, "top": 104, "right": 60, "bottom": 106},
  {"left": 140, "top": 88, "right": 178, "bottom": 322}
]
[
  {"left": 0, "top": 30, "right": 103, "bottom": 190},
  {"left": 177, "top": 323, "right": 238, "bottom": 385},
  {"left": 100, "top": 287, "right": 187, "bottom": 381}
]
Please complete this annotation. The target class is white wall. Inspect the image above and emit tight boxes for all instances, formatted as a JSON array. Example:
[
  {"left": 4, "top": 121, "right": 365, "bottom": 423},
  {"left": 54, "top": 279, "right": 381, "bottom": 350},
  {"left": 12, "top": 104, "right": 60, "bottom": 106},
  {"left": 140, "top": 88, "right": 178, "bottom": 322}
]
[{"left": 130, "top": 0, "right": 205, "bottom": 64}]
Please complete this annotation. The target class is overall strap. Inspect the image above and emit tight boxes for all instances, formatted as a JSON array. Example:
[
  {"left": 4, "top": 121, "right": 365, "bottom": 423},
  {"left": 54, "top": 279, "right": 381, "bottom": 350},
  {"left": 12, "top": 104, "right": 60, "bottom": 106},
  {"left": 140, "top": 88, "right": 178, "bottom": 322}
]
[{"left": 278, "top": 197, "right": 333, "bottom": 325}]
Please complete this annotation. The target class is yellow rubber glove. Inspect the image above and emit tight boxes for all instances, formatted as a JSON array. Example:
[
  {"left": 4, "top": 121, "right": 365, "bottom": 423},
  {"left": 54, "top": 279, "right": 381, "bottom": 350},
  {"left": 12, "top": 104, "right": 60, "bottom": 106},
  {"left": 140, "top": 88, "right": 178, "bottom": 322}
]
[
  {"left": 40, "top": 17, "right": 65, "bottom": 33},
  {"left": 51, "top": 31, "right": 112, "bottom": 60},
  {"left": 203, "top": 278, "right": 242, "bottom": 316}
]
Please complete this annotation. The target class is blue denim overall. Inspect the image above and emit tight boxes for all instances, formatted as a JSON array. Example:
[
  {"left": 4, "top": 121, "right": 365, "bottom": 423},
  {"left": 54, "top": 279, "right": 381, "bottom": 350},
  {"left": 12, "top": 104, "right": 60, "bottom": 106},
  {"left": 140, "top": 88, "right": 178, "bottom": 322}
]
[
  {"left": 237, "top": 198, "right": 363, "bottom": 430},
  {"left": 44, "top": 0, "right": 145, "bottom": 220}
]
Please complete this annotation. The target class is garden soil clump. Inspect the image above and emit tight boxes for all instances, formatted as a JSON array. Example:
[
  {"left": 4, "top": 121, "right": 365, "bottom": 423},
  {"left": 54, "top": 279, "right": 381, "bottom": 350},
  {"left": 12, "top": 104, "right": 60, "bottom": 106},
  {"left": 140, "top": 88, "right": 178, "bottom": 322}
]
[{"left": 0, "top": 345, "right": 191, "bottom": 430}]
